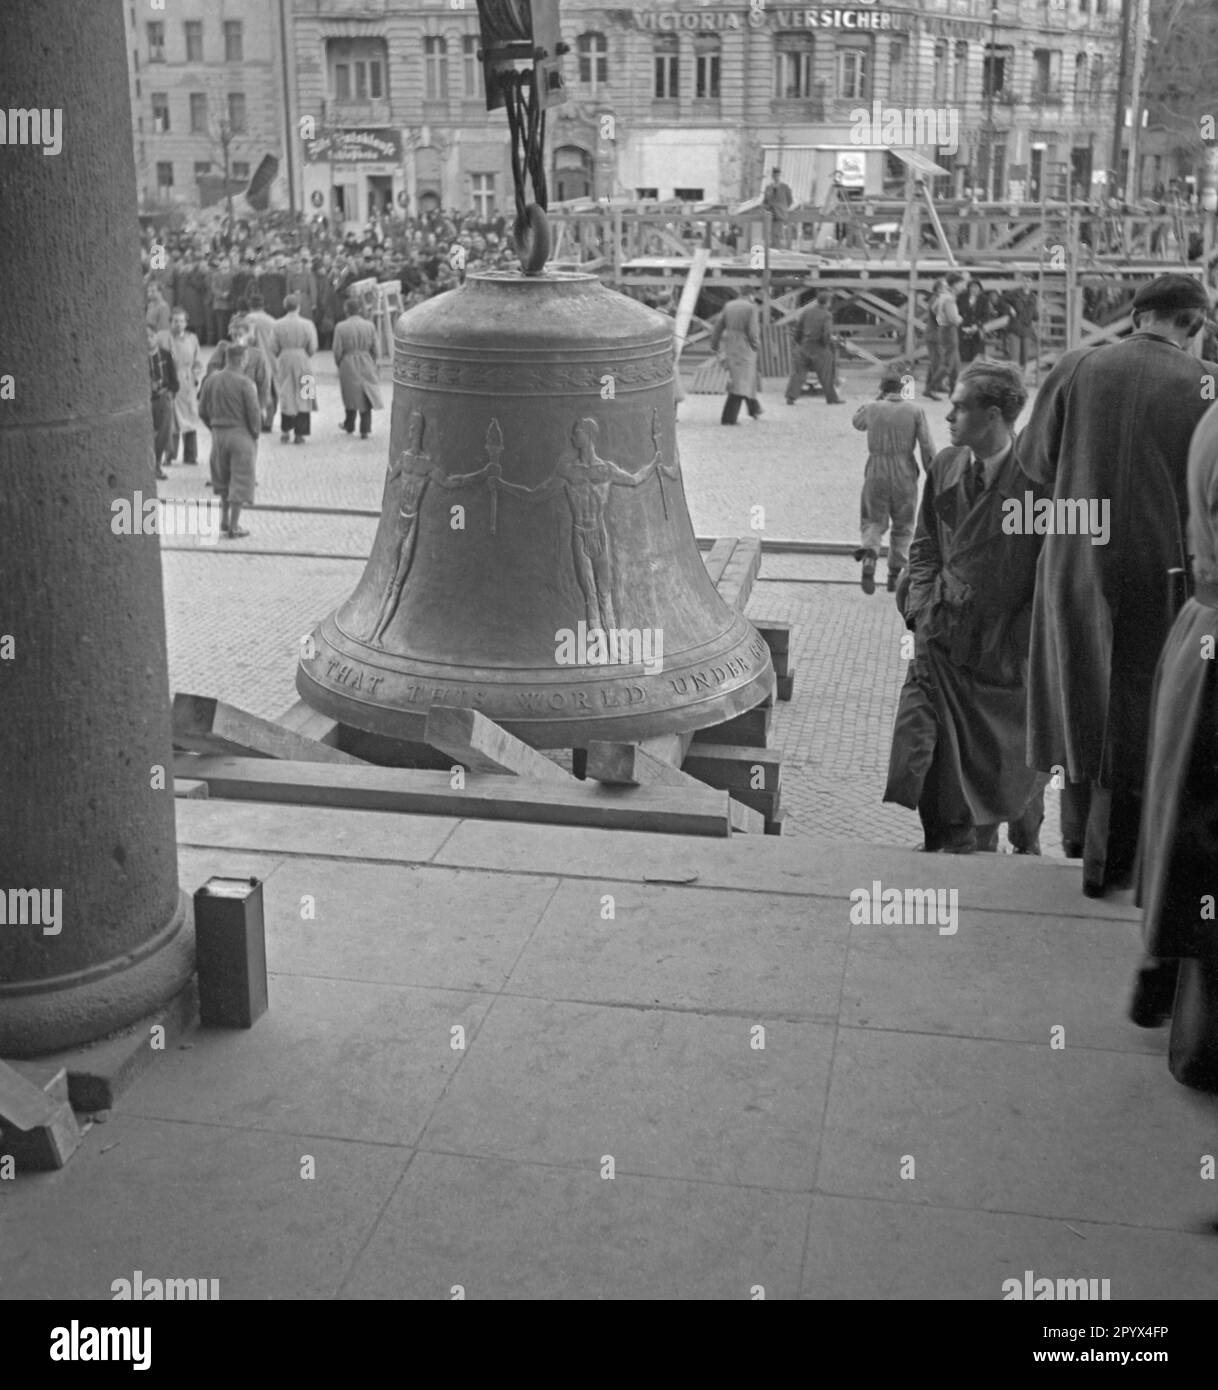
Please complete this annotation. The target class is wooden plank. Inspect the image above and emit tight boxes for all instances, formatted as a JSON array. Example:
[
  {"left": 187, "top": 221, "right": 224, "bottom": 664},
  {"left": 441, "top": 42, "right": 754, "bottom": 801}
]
[
  {"left": 716, "top": 538, "right": 763, "bottom": 613},
  {"left": 776, "top": 671, "right": 795, "bottom": 702},
  {"left": 728, "top": 798, "right": 766, "bottom": 835},
  {"left": 277, "top": 698, "right": 343, "bottom": 748},
  {"left": 682, "top": 745, "right": 782, "bottom": 794},
  {"left": 673, "top": 248, "right": 710, "bottom": 361},
  {"left": 585, "top": 732, "right": 698, "bottom": 790},
  {"left": 174, "top": 756, "right": 737, "bottom": 838},
  {"left": 750, "top": 619, "right": 792, "bottom": 655},
  {"left": 173, "top": 693, "right": 366, "bottom": 765},
  {"left": 424, "top": 706, "right": 572, "bottom": 782},
  {"left": 691, "top": 704, "right": 773, "bottom": 748},
  {"left": 701, "top": 537, "right": 738, "bottom": 587},
  {"left": 174, "top": 778, "right": 210, "bottom": 799},
  {"left": 764, "top": 809, "right": 786, "bottom": 837},
  {"left": 0, "top": 1059, "right": 59, "bottom": 1132}
]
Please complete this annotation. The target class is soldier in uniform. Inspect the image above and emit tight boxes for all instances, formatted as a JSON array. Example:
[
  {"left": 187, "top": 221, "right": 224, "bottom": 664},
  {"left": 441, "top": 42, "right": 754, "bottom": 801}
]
[
  {"left": 198, "top": 344, "right": 261, "bottom": 539},
  {"left": 786, "top": 290, "right": 844, "bottom": 406}
]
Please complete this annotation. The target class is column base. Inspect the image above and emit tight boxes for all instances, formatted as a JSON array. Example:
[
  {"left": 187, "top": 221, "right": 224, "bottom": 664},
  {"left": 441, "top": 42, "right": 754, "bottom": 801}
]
[{"left": 0, "top": 893, "right": 195, "bottom": 1057}]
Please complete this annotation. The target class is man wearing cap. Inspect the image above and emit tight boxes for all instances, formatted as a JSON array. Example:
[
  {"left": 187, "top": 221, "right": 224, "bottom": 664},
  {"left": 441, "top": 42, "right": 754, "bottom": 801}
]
[
  {"left": 198, "top": 343, "right": 261, "bottom": 539},
  {"left": 1018, "top": 273, "right": 1216, "bottom": 896},
  {"left": 786, "top": 290, "right": 844, "bottom": 406},
  {"left": 851, "top": 367, "right": 936, "bottom": 594},
  {"left": 762, "top": 167, "right": 794, "bottom": 249}
]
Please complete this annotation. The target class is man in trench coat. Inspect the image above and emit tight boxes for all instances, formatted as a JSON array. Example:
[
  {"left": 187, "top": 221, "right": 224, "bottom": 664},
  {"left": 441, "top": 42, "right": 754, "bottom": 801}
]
[
  {"left": 333, "top": 296, "right": 384, "bottom": 440},
  {"left": 1016, "top": 273, "right": 1215, "bottom": 896},
  {"left": 710, "top": 286, "right": 762, "bottom": 426},
  {"left": 271, "top": 293, "right": 319, "bottom": 444},
  {"left": 1126, "top": 399, "right": 1218, "bottom": 1088},
  {"left": 884, "top": 361, "right": 1048, "bottom": 853}
]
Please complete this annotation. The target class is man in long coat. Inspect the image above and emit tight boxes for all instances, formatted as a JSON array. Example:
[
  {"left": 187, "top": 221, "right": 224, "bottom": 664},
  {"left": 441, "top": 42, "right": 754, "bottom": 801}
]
[
  {"left": 272, "top": 293, "right": 319, "bottom": 444},
  {"left": 1126, "top": 399, "right": 1218, "bottom": 1089},
  {"left": 244, "top": 293, "right": 279, "bottom": 431},
  {"left": 710, "top": 287, "right": 762, "bottom": 426},
  {"left": 333, "top": 296, "right": 384, "bottom": 440},
  {"left": 786, "top": 291, "right": 843, "bottom": 405},
  {"left": 158, "top": 306, "right": 202, "bottom": 465},
  {"left": 1017, "top": 273, "right": 1215, "bottom": 896},
  {"left": 885, "top": 361, "right": 1048, "bottom": 853}
]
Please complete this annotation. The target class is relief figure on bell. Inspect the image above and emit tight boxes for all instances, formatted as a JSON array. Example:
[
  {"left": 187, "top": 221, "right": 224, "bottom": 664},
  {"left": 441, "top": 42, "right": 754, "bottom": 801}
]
[
  {"left": 494, "top": 413, "right": 661, "bottom": 633},
  {"left": 367, "top": 410, "right": 501, "bottom": 648}
]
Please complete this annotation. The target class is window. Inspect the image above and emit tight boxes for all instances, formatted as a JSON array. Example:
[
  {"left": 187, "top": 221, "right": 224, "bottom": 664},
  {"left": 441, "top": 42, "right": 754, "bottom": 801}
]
[
  {"left": 184, "top": 21, "right": 203, "bottom": 64},
  {"left": 1074, "top": 52, "right": 1088, "bottom": 105},
  {"left": 1033, "top": 48, "right": 1061, "bottom": 99},
  {"left": 674, "top": 187, "right": 703, "bottom": 202},
  {"left": 953, "top": 41, "right": 968, "bottom": 103},
  {"left": 232, "top": 161, "right": 250, "bottom": 181},
  {"left": 224, "top": 21, "right": 243, "bottom": 63},
  {"left": 654, "top": 35, "right": 679, "bottom": 100},
  {"left": 889, "top": 41, "right": 906, "bottom": 103},
  {"left": 151, "top": 93, "right": 170, "bottom": 134},
  {"left": 837, "top": 44, "right": 869, "bottom": 101},
  {"left": 932, "top": 40, "right": 947, "bottom": 102},
  {"left": 334, "top": 64, "right": 351, "bottom": 101},
  {"left": 577, "top": 32, "right": 608, "bottom": 90},
  {"left": 189, "top": 93, "right": 207, "bottom": 134},
  {"left": 146, "top": 21, "right": 164, "bottom": 63},
  {"left": 329, "top": 39, "right": 388, "bottom": 104},
  {"left": 982, "top": 46, "right": 1009, "bottom": 97},
  {"left": 774, "top": 33, "right": 814, "bottom": 99},
  {"left": 156, "top": 161, "right": 173, "bottom": 190},
  {"left": 695, "top": 36, "right": 720, "bottom": 99},
  {"left": 636, "top": 187, "right": 659, "bottom": 200},
  {"left": 193, "top": 161, "right": 211, "bottom": 179},
  {"left": 463, "top": 35, "right": 483, "bottom": 98},
  {"left": 1090, "top": 54, "right": 1103, "bottom": 106},
  {"left": 471, "top": 173, "right": 495, "bottom": 218},
  {"left": 425, "top": 36, "right": 449, "bottom": 100},
  {"left": 227, "top": 93, "right": 246, "bottom": 134}
]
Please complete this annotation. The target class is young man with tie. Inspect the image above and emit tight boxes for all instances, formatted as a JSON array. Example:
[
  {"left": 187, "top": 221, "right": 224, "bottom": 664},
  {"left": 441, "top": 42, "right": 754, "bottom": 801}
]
[{"left": 884, "top": 360, "right": 1049, "bottom": 854}]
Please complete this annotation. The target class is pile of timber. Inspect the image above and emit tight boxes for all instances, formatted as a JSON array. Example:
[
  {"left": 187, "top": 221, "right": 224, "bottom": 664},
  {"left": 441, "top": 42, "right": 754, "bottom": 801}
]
[{"left": 171, "top": 537, "right": 793, "bottom": 839}]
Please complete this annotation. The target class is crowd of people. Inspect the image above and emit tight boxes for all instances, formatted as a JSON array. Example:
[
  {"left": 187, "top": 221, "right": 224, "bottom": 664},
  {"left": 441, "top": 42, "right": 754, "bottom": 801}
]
[{"left": 140, "top": 208, "right": 522, "bottom": 352}]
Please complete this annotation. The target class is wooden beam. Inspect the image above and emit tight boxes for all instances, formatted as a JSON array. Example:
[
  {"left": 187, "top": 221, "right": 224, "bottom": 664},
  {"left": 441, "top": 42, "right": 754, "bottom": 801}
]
[
  {"left": 692, "top": 704, "right": 773, "bottom": 748},
  {"left": 277, "top": 698, "right": 343, "bottom": 747},
  {"left": 715, "top": 538, "right": 762, "bottom": 613},
  {"left": 174, "top": 778, "right": 210, "bottom": 799},
  {"left": 174, "top": 755, "right": 740, "bottom": 837},
  {"left": 682, "top": 744, "right": 782, "bottom": 794},
  {"left": 585, "top": 731, "right": 696, "bottom": 788},
  {"left": 423, "top": 706, "right": 572, "bottom": 781},
  {"left": 173, "top": 693, "right": 366, "bottom": 764},
  {"left": 701, "top": 537, "right": 738, "bottom": 587}
]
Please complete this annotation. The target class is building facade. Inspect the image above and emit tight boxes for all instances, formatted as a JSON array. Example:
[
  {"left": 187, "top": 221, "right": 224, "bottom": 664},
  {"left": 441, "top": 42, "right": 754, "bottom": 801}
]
[{"left": 123, "top": 0, "right": 292, "bottom": 213}]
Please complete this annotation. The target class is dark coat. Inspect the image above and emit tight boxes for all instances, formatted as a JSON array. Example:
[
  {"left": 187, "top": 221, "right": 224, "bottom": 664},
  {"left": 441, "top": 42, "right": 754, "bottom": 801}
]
[
  {"left": 885, "top": 442, "right": 1048, "bottom": 823},
  {"left": 1137, "top": 401, "right": 1218, "bottom": 959},
  {"left": 1017, "top": 334, "right": 1218, "bottom": 784}
]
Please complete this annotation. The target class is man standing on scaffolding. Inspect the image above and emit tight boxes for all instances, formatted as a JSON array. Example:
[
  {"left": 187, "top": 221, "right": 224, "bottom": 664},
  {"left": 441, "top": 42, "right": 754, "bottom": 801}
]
[{"left": 763, "top": 167, "right": 794, "bottom": 250}]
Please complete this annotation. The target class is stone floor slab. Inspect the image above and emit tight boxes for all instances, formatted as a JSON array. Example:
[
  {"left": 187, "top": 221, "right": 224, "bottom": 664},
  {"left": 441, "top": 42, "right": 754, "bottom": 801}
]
[
  {"left": 843, "top": 908, "right": 1157, "bottom": 1053},
  {"left": 817, "top": 1028, "right": 1218, "bottom": 1231},
  {"left": 341, "top": 1151, "right": 809, "bottom": 1300},
  {"left": 506, "top": 879, "right": 847, "bottom": 1020},
  {"left": 121, "top": 973, "right": 492, "bottom": 1146},
  {"left": 798, "top": 1194, "right": 1218, "bottom": 1301},
  {"left": 419, "top": 996, "right": 832, "bottom": 1191},
  {"left": 261, "top": 860, "right": 557, "bottom": 992},
  {"left": 0, "top": 1114, "right": 408, "bottom": 1300}
]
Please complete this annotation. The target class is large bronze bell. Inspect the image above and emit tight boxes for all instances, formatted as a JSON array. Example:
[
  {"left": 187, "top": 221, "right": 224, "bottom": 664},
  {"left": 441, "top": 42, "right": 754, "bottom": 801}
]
[{"left": 297, "top": 270, "right": 774, "bottom": 748}]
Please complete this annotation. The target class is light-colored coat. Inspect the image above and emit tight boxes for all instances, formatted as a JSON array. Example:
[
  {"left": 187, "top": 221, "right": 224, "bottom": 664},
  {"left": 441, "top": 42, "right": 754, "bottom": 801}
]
[
  {"left": 333, "top": 315, "right": 384, "bottom": 412},
  {"left": 159, "top": 329, "right": 201, "bottom": 431},
  {"left": 710, "top": 298, "right": 761, "bottom": 397},
  {"left": 271, "top": 311, "right": 319, "bottom": 415}
]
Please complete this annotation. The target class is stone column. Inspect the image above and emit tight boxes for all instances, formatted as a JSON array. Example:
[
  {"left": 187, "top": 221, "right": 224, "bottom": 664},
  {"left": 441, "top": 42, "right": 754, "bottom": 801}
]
[{"left": 0, "top": 0, "right": 194, "bottom": 1056}]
